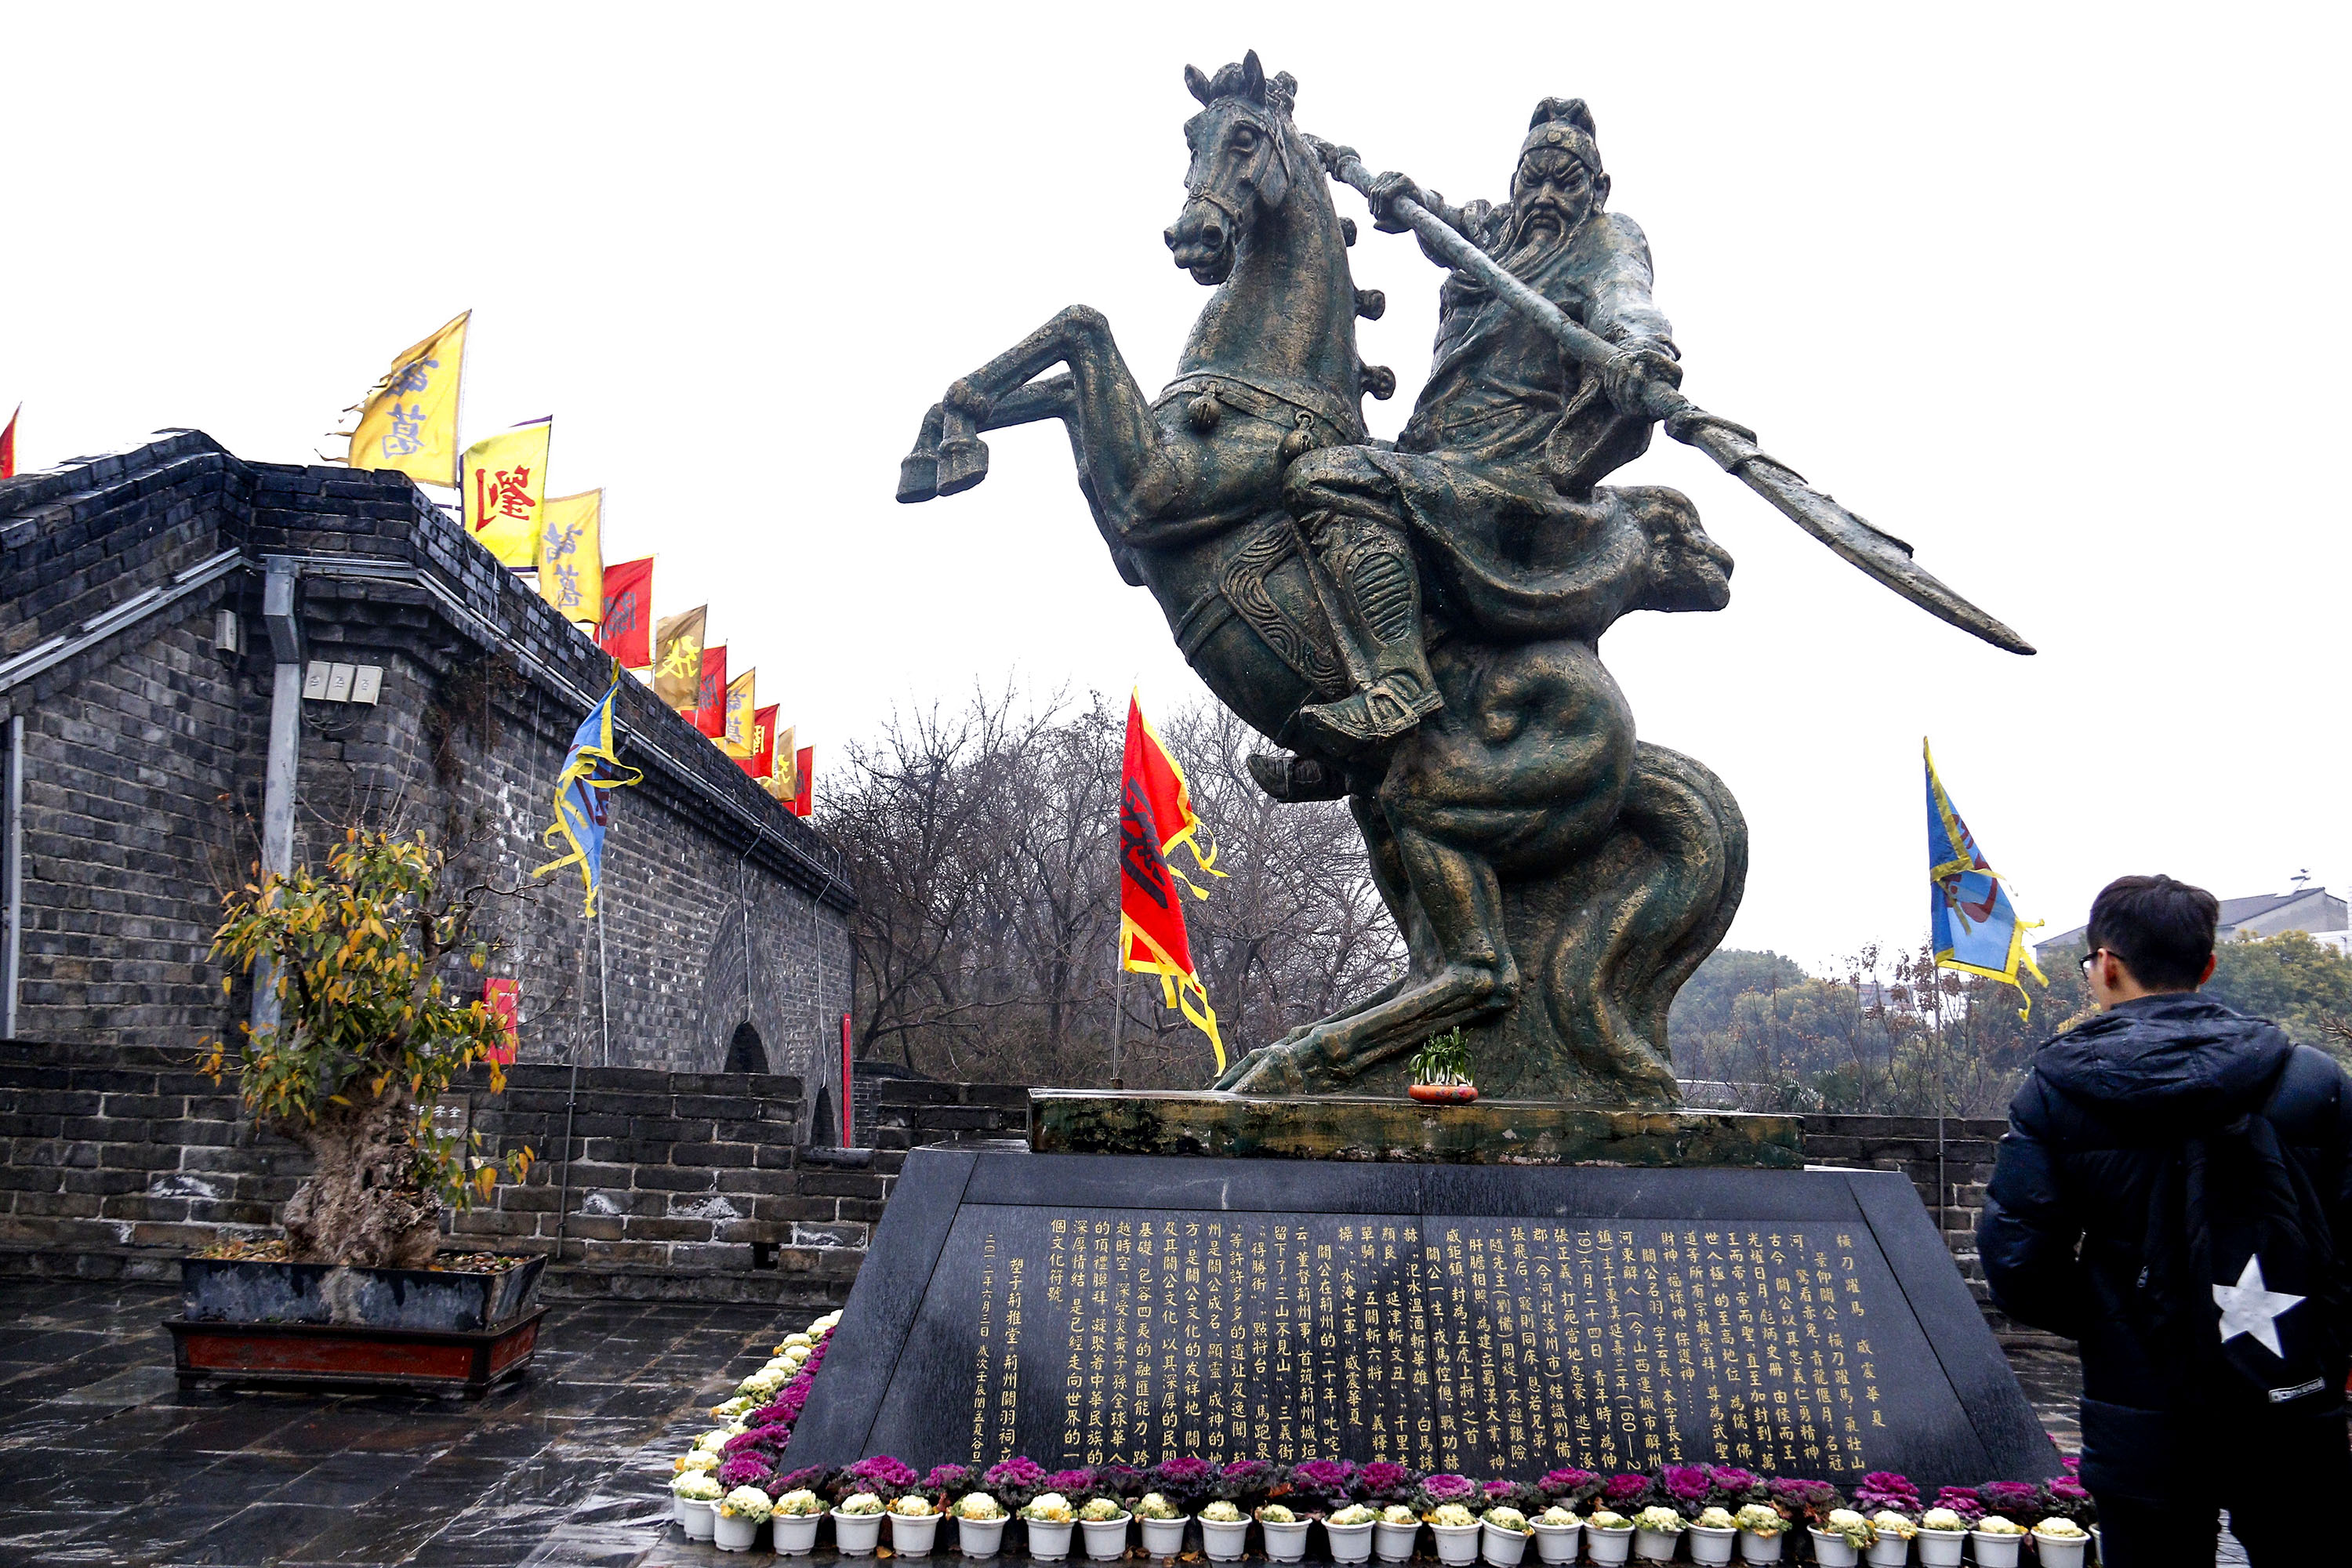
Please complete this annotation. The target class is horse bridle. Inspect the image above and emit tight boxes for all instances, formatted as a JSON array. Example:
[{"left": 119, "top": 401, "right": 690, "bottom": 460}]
[{"left": 1185, "top": 102, "right": 1294, "bottom": 231}]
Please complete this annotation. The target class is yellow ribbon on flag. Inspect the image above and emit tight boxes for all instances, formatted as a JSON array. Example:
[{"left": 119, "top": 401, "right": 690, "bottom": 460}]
[
  {"left": 535, "top": 488, "right": 603, "bottom": 625},
  {"left": 461, "top": 419, "right": 551, "bottom": 568},
  {"left": 349, "top": 311, "right": 468, "bottom": 487}
]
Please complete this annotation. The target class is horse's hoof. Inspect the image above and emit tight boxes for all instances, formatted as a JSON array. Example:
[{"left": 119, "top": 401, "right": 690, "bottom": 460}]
[
  {"left": 897, "top": 452, "right": 940, "bottom": 503},
  {"left": 935, "top": 436, "right": 990, "bottom": 495}
]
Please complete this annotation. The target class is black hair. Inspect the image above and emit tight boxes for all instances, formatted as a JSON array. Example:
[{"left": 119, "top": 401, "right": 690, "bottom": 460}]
[{"left": 2085, "top": 874, "right": 2220, "bottom": 991}]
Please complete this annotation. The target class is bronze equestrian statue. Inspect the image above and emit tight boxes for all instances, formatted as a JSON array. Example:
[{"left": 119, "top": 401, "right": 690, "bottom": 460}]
[{"left": 896, "top": 53, "right": 2027, "bottom": 1105}]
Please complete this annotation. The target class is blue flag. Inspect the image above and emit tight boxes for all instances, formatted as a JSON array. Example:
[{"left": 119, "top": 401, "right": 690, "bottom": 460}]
[
  {"left": 534, "top": 674, "right": 644, "bottom": 917},
  {"left": 1926, "top": 739, "right": 2045, "bottom": 1018}
]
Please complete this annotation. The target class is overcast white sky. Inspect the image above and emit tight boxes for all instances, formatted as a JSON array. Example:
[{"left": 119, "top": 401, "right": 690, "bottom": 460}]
[{"left": 5, "top": 4, "right": 2346, "bottom": 968}]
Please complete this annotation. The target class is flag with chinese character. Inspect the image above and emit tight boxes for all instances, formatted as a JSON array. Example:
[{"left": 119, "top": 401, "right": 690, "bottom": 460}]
[
  {"left": 792, "top": 746, "right": 814, "bottom": 816},
  {"left": 533, "top": 673, "right": 644, "bottom": 917},
  {"left": 599, "top": 557, "right": 652, "bottom": 668},
  {"left": 696, "top": 645, "right": 728, "bottom": 739},
  {"left": 460, "top": 417, "right": 551, "bottom": 568},
  {"left": 764, "top": 726, "right": 797, "bottom": 800},
  {"left": 1119, "top": 694, "right": 1225, "bottom": 1071},
  {"left": 739, "top": 703, "right": 779, "bottom": 779},
  {"left": 0, "top": 404, "right": 18, "bottom": 479},
  {"left": 1926, "top": 738, "right": 2045, "bottom": 1019},
  {"left": 347, "top": 311, "right": 467, "bottom": 486},
  {"left": 535, "top": 488, "right": 602, "bottom": 626},
  {"left": 722, "top": 668, "right": 757, "bottom": 757},
  {"left": 652, "top": 604, "right": 706, "bottom": 714}
]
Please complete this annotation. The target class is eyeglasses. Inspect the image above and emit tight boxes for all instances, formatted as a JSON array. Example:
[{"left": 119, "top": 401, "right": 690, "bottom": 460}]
[{"left": 2078, "top": 949, "right": 2106, "bottom": 976}]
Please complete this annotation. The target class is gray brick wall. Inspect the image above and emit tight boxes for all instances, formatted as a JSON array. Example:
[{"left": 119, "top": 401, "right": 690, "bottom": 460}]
[{"left": 1, "top": 432, "right": 851, "bottom": 1094}]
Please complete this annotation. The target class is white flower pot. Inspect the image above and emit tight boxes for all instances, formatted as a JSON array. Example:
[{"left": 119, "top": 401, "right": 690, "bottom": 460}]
[
  {"left": 835, "top": 1511, "right": 887, "bottom": 1555},
  {"left": 1865, "top": 1535, "right": 1909, "bottom": 1567},
  {"left": 1530, "top": 1522, "right": 1581, "bottom": 1564},
  {"left": 1140, "top": 1516, "right": 1189, "bottom": 1555},
  {"left": 774, "top": 1512, "right": 823, "bottom": 1555},
  {"left": 1968, "top": 1532, "right": 2020, "bottom": 1568},
  {"left": 1026, "top": 1519, "right": 1076, "bottom": 1562},
  {"left": 894, "top": 1514, "right": 943, "bottom": 1555},
  {"left": 672, "top": 1493, "right": 689, "bottom": 1526},
  {"left": 1432, "top": 1522, "right": 1483, "bottom": 1566},
  {"left": 1327, "top": 1520, "right": 1376, "bottom": 1564},
  {"left": 2031, "top": 1531, "right": 2087, "bottom": 1568},
  {"left": 1374, "top": 1519, "right": 1422, "bottom": 1561},
  {"left": 1587, "top": 1525, "right": 1635, "bottom": 1566},
  {"left": 1635, "top": 1527, "right": 1681, "bottom": 1563},
  {"left": 1262, "top": 1520, "right": 1310, "bottom": 1563},
  {"left": 957, "top": 1515, "right": 1007, "bottom": 1557},
  {"left": 680, "top": 1499, "right": 717, "bottom": 1541},
  {"left": 1807, "top": 1530, "right": 1858, "bottom": 1568},
  {"left": 713, "top": 1512, "right": 763, "bottom": 1552},
  {"left": 1083, "top": 1515, "right": 1134, "bottom": 1560},
  {"left": 1481, "top": 1523, "right": 1531, "bottom": 1566},
  {"left": 1201, "top": 1519, "right": 1251, "bottom": 1561},
  {"left": 1690, "top": 1524, "right": 1737, "bottom": 1566},
  {"left": 1915, "top": 1529, "right": 1965, "bottom": 1567},
  {"left": 1737, "top": 1529, "right": 1784, "bottom": 1563}
]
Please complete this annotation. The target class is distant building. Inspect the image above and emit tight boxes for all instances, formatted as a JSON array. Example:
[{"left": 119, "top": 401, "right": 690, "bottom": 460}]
[{"left": 2034, "top": 887, "right": 2350, "bottom": 965}]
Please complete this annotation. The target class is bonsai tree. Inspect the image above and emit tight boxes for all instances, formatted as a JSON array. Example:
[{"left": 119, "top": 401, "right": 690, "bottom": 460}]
[{"left": 201, "top": 828, "right": 532, "bottom": 1269}]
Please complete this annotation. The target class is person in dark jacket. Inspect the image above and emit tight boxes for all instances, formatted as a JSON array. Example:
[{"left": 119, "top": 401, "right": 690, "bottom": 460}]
[{"left": 1980, "top": 874, "right": 2352, "bottom": 1566}]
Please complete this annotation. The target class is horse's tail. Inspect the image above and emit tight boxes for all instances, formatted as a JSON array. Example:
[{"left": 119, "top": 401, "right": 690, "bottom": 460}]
[{"left": 1537, "top": 742, "right": 1748, "bottom": 1104}]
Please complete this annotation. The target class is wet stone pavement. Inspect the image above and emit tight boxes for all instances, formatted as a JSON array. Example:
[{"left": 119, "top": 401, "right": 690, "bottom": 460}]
[{"left": 0, "top": 1282, "right": 2241, "bottom": 1567}]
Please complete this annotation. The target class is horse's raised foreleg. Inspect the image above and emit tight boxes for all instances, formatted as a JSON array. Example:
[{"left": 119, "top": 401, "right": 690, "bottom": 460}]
[{"left": 898, "top": 377, "right": 1074, "bottom": 503}]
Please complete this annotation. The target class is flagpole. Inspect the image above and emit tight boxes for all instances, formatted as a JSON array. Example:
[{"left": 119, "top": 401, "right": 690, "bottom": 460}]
[{"left": 1112, "top": 954, "right": 1126, "bottom": 1091}]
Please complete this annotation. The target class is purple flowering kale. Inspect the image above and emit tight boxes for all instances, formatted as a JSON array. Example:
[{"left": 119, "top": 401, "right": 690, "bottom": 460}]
[
  {"left": 1535, "top": 1469, "right": 1602, "bottom": 1508},
  {"left": 927, "top": 1464, "right": 975, "bottom": 1498},
  {"left": 1483, "top": 1480, "right": 1544, "bottom": 1515},
  {"left": 1764, "top": 1479, "right": 1842, "bottom": 1525},
  {"left": 717, "top": 1454, "right": 776, "bottom": 1490},
  {"left": 1602, "top": 1473, "right": 1652, "bottom": 1508},
  {"left": 1853, "top": 1472, "right": 1921, "bottom": 1515},
  {"left": 1978, "top": 1482, "right": 2042, "bottom": 1519},
  {"left": 1044, "top": 1469, "right": 1100, "bottom": 1504},
  {"left": 2038, "top": 1480, "right": 2096, "bottom": 1527},
  {"left": 1097, "top": 1464, "right": 1145, "bottom": 1502},
  {"left": 1288, "top": 1461, "right": 1356, "bottom": 1512},
  {"left": 849, "top": 1456, "right": 920, "bottom": 1491},
  {"left": 1412, "top": 1473, "right": 1479, "bottom": 1514},
  {"left": 1356, "top": 1462, "right": 1419, "bottom": 1505},
  {"left": 770, "top": 1465, "right": 835, "bottom": 1503},
  {"left": 1658, "top": 1466, "right": 1712, "bottom": 1507},
  {"left": 1706, "top": 1468, "right": 1761, "bottom": 1506},
  {"left": 1929, "top": 1488, "right": 1984, "bottom": 1526},
  {"left": 1210, "top": 1460, "right": 1277, "bottom": 1508},
  {"left": 982, "top": 1456, "right": 1047, "bottom": 1510}
]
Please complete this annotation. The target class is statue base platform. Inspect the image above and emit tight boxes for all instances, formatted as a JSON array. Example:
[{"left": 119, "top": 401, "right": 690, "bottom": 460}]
[{"left": 1029, "top": 1090, "right": 1802, "bottom": 1168}]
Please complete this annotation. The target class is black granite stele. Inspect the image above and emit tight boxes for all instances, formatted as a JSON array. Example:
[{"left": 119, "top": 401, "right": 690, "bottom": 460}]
[{"left": 782, "top": 1147, "right": 2056, "bottom": 1489}]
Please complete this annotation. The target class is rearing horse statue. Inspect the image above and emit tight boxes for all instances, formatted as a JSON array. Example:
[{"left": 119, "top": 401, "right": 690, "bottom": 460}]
[{"left": 898, "top": 53, "right": 1744, "bottom": 1105}]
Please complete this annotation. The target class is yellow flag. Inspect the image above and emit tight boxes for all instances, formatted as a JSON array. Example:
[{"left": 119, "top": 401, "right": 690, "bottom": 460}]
[
  {"left": 765, "top": 725, "right": 797, "bottom": 798},
  {"left": 460, "top": 419, "right": 552, "bottom": 568},
  {"left": 348, "top": 311, "right": 468, "bottom": 486},
  {"left": 535, "top": 488, "right": 603, "bottom": 625},
  {"left": 722, "top": 668, "right": 758, "bottom": 757},
  {"left": 653, "top": 606, "right": 707, "bottom": 713}
]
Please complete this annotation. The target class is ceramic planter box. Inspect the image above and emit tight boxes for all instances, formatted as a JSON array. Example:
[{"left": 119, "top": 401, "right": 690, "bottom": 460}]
[{"left": 165, "top": 1254, "right": 547, "bottom": 1397}]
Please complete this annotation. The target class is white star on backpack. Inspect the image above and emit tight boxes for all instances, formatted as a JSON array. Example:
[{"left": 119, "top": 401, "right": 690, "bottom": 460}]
[{"left": 2213, "top": 1255, "right": 2303, "bottom": 1357}]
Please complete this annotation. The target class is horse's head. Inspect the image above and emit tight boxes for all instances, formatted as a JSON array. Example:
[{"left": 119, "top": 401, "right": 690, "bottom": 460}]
[{"left": 1166, "top": 50, "right": 1302, "bottom": 285}]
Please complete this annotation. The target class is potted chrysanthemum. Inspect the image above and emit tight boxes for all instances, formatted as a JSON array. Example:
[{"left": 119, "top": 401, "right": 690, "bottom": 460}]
[
  {"left": 1375, "top": 1502, "right": 1423, "bottom": 1562},
  {"left": 833, "top": 1490, "right": 889, "bottom": 1555},
  {"left": 1081, "top": 1496, "right": 1134, "bottom": 1561},
  {"left": 1135, "top": 1492, "right": 1189, "bottom": 1556},
  {"left": 1864, "top": 1510, "right": 1915, "bottom": 1567},
  {"left": 1809, "top": 1509, "right": 1874, "bottom": 1568},
  {"left": 1425, "top": 1502, "right": 1482, "bottom": 1566},
  {"left": 954, "top": 1490, "right": 1009, "bottom": 1557},
  {"left": 1968, "top": 1515, "right": 2025, "bottom": 1568},
  {"left": 1258, "top": 1503, "right": 1310, "bottom": 1563},
  {"left": 1630, "top": 1506, "right": 1686, "bottom": 1563},
  {"left": 2030, "top": 1515, "right": 2089, "bottom": 1568},
  {"left": 673, "top": 1472, "right": 722, "bottom": 1541},
  {"left": 714, "top": 1486, "right": 771, "bottom": 1553},
  {"left": 1583, "top": 1509, "right": 1635, "bottom": 1566},
  {"left": 1732, "top": 1504, "right": 1785, "bottom": 1564},
  {"left": 1479, "top": 1504, "right": 1533, "bottom": 1567},
  {"left": 1022, "top": 1492, "right": 1078, "bottom": 1562},
  {"left": 1529, "top": 1504, "right": 1581, "bottom": 1565},
  {"left": 771, "top": 1488, "right": 826, "bottom": 1556},
  {"left": 1913, "top": 1508, "right": 1967, "bottom": 1568},
  {"left": 1199, "top": 1500, "right": 1250, "bottom": 1562},
  {"left": 891, "top": 1493, "right": 941, "bottom": 1556},
  {"left": 1327, "top": 1502, "right": 1379, "bottom": 1564},
  {"left": 1687, "top": 1507, "right": 1738, "bottom": 1566}
]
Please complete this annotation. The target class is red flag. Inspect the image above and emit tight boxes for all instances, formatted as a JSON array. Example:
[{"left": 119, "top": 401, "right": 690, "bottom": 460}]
[
  {"left": 482, "top": 977, "right": 519, "bottom": 1066},
  {"left": 0, "top": 405, "right": 18, "bottom": 479},
  {"left": 790, "top": 746, "right": 814, "bottom": 817},
  {"left": 597, "top": 556, "right": 652, "bottom": 667},
  {"left": 738, "top": 702, "right": 779, "bottom": 779},
  {"left": 1118, "top": 694, "right": 1224, "bottom": 1070},
  {"left": 695, "top": 645, "right": 727, "bottom": 739}
]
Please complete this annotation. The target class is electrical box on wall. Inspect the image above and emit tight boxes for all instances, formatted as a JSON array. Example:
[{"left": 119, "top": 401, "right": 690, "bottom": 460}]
[{"left": 303, "top": 661, "right": 384, "bottom": 706}]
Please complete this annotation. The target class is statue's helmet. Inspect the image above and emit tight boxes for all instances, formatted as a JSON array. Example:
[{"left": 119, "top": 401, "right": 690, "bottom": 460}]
[{"left": 1519, "top": 97, "right": 1603, "bottom": 178}]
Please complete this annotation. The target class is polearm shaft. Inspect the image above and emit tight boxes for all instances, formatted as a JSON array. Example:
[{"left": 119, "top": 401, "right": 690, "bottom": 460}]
[{"left": 1312, "top": 140, "right": 2034, "bottom": 656}]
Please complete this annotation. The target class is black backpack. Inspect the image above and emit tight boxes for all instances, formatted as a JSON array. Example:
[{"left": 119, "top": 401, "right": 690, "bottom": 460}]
[{"left": 2136, "top": 1065, "right": 2352, "bottom": 1410}]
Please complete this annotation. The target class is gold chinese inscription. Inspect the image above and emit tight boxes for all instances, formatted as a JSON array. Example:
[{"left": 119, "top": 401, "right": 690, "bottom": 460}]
[{"left": 959, "top": 1214, "right": 1886, "bottom": 1476}]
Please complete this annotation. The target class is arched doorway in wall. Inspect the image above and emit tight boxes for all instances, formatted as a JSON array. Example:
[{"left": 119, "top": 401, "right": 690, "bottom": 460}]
[{"left": 724, "top": 1021, "right": 768, "bottom": 1075}]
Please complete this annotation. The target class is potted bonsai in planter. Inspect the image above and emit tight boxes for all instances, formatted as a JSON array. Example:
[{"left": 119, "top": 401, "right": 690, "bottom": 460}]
[{"left": 169, "top": 830, "right": 540, "bottom": 1396}]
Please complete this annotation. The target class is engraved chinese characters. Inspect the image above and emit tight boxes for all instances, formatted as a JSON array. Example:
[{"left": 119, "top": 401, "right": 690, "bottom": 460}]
[{"left": 960, "top": 1212, "right": 1886, "bottom": 1476}]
